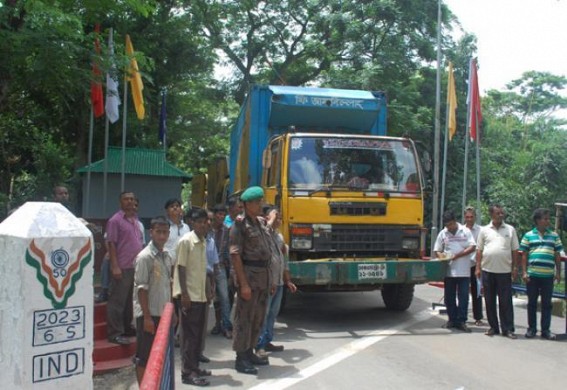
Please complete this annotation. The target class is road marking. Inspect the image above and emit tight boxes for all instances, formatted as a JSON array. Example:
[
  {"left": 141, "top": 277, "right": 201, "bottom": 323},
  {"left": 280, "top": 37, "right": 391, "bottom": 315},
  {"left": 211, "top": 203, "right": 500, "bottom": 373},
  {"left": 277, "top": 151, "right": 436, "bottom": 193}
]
[{"left": 249, "top": 309, "right": 433, "bottom": 390}]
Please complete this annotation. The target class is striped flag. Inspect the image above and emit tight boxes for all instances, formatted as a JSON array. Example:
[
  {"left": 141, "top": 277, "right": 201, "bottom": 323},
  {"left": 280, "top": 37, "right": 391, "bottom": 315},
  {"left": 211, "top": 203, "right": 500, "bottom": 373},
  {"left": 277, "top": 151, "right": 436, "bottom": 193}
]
[{"left": 125, "top": 35, "right": 145, "bottom": 120}]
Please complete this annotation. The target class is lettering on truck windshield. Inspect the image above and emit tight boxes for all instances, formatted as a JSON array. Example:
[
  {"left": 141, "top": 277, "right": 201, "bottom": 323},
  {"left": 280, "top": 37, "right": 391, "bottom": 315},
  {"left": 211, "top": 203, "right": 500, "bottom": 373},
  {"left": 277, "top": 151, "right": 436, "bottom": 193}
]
[{"left": 288, "top": 137, "right": 420, "bottom": 192}]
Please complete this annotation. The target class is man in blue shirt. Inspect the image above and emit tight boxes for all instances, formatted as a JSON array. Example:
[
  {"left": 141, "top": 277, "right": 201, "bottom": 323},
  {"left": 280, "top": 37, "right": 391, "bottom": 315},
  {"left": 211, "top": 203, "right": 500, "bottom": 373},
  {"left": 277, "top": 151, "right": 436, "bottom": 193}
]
[{"left": 519, "top": 208, "right": 563, "bottom": 340}]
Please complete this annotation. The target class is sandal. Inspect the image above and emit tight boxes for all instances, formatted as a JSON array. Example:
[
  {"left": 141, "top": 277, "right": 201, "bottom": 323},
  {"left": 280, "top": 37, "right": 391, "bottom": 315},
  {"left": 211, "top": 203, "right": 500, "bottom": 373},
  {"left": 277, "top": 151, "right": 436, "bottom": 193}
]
[
  {"left": 182, "top": 375, "right": 210, "bottom": 387},
  {"left": 195, "top": 368, "right": 212, "bottom": 376}
]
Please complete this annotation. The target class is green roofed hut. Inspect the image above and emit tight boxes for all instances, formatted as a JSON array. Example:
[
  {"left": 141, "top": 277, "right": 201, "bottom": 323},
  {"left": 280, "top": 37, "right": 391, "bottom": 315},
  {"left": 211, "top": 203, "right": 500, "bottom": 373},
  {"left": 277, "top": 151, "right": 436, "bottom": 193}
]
[{"left": 77, "top": 147, "right": 192, "bottom": 220}]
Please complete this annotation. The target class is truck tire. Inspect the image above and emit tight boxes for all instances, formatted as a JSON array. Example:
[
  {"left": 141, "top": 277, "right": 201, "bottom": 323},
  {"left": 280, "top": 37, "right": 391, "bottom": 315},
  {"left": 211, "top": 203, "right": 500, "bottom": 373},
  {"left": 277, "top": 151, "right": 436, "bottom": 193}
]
[{"left": 381, "top": 284, "right": 415, "bottom": 311}]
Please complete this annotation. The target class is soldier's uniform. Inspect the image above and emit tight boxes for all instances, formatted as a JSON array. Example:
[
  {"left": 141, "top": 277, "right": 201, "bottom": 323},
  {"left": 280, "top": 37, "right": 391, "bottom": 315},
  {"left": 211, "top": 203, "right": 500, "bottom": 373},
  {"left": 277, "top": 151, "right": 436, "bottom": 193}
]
[{"left": 229, "top": 186, "right": 273, "bottom": 373}]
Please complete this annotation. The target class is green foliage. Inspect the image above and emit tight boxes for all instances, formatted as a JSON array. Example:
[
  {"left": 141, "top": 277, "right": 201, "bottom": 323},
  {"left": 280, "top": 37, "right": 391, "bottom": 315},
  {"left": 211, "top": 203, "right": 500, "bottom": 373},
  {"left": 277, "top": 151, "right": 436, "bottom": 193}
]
[
  {"left": 1, "top": 0, "right": 567, "bottom": 235},
  {"left": 452, "top": 72, "right": 567, "bottom": 235},
  {"left": 0, "top": 95, "right": 73, "bottom": 217}
]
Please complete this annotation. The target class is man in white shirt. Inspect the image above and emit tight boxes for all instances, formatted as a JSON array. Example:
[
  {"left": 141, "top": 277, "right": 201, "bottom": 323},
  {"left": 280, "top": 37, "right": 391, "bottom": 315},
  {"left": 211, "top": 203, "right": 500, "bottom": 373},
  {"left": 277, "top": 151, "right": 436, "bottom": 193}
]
[
  {"left": 163, "top": 198, "right": 191, "bottom": 261},
  {"left": 475, "top": 204, "right": 520, "bottom": 339},
  {"left": 434, "top": 210, "right": 476, "bottom": 332}
]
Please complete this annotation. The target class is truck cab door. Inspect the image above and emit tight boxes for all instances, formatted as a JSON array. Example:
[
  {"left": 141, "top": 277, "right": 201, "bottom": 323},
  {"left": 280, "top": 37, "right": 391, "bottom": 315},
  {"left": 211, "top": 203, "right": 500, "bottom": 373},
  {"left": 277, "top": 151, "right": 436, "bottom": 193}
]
[{"left": 262, "top": 138, "right": 283, "bottom": 208}]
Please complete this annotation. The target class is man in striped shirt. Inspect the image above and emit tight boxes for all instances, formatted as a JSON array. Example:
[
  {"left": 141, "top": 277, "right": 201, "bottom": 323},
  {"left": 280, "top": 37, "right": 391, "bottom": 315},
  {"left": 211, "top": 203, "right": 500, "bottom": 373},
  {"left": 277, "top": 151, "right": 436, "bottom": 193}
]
[{"left": 519, "top": 208, "right": 563, "bottom": 340}]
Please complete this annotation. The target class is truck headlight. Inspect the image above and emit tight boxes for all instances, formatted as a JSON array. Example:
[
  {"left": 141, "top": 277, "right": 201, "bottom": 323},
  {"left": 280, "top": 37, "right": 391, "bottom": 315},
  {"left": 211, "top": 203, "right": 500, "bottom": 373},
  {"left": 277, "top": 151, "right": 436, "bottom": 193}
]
[
  {"left": 290, "top": 225, "right": 313, "bottom": 250},
  {"left": 291, "top": 237, "right": 312, "bottom": 249},
  {"left": 401, "top": 238, "right": 419, "bottom": 250}
]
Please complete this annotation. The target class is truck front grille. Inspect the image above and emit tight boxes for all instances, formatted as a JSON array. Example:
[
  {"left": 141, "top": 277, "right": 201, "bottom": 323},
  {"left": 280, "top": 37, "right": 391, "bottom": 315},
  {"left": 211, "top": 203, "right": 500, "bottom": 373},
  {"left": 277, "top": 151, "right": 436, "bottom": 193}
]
[
  {"left": 325, "top": 225, "right": 400, "bottom": 252},
  {"left": 329, "top": 202, "right": 387, "bottom": 216}
]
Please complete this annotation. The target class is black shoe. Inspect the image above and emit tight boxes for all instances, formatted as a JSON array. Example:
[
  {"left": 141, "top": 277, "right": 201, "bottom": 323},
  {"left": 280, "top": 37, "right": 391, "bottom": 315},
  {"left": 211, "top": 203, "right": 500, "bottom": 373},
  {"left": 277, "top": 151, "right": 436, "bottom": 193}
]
[
  {"left": 181, "top": 375, "right": 210, "bottom": 386},
  {"left": 247, "top": 350, "right": 269, "bottom": 366},
  {"left": 109, "top": 336, "right": 131, "bottom": 345},
  {"left": 541, "top": 331, "right": 556, "bottom": 340},
  {"left": 235, "top": 358, "right": 258, "bottom": 375},
  {"left": 454, "top": 323, "right": 472, "bottom": 333},
  {"left": 265, "top": 342, "right": 284, "bottom": 352},
  {"left": 199, "top": 354, "right": 211, "bottom": 363},
  {"left": 123, "top": 327, "right": 136, "bottom": 337},
  {"left": 211, "top": 324, "right": 221, "bottom": 335},
  {"left": 442, "top": 321, "right": 455, "bottom": 329},
  {"left": 484, "top": 328, "right": 499, "bottom": 336},
  {"left": 502, "top": 331, "right": 517, "bottom": 339},
  {"left": 525, "top": 329, "right": 536, "bottom": 338},
  {"left": 95, "top": 291, "right": 108, "bottom": 303}
]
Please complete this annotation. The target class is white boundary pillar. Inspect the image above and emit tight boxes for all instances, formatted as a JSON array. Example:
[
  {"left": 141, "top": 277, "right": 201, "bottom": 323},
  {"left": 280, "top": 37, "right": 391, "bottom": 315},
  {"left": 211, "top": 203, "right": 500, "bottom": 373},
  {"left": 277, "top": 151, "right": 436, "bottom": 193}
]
[{"left": 0, "top": 202, "right": 93, "bottom": 389}]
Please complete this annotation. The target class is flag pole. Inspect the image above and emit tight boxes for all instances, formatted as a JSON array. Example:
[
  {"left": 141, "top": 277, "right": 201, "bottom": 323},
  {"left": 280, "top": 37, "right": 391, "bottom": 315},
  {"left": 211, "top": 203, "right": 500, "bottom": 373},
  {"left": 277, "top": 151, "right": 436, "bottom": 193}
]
[
  {"left": 121, "top": 34, "right": 131, "bottom": 194},
  {"left": 461, "top": 130, "right": 470, "bottom": 214},
  {"left": 475, "top": 113, "right": 481, "bottom": 218},
  {"left": 160, "top": 88, "right": 167, "bottom": 153},
  {"left": 163, "top": 90, "right": 167, "bottom": 153},
  {"left": 86, "top": 106, "right": 94, "bottom": 217},
  {"left": 440, "top": 83, "right": 450, "bottom": 228},
  {"left": 103, "top": 114, "right": 109, "bottom": 216},
  {"left": 121, "top": 77, "right": 128, "bottom": 192},
  {"left": 103, "top": 27, "right": 112, "bottom": 217},
  {"left": 462, "top": 58, "right": 473, "bottom": 215},
  {"left": 430, "top": 0, "right": 442, "bottom": 257}
]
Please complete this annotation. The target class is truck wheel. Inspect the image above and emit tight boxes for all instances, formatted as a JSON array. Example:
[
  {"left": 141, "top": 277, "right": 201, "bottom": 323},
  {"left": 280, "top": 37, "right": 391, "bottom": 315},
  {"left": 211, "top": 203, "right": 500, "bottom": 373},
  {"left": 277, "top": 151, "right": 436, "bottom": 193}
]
[{"left": 381, "top": 284, "right": 414, "bottom": 311}]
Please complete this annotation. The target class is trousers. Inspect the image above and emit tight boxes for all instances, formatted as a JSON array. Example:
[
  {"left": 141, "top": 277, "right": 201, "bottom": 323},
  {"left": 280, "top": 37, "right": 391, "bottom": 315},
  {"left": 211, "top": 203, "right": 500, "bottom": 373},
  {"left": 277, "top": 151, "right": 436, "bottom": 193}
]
[
  {"left": 482, "top": 271, "right": 514, "bottom": 333},
  {"left": 106, "top": 268, "right": 134, "bottom": 340},
  {"left": 232, "top": 282, "right": 269, "bottom": 353},
  {"left": 444, "top": 277, "right": 470, "bottom": 325},
  {"left": 526, "top": 276, "right": 554, "bottom": 333},
  {"left": 257, "top": 285, "right": 284, "bottom": 349}
]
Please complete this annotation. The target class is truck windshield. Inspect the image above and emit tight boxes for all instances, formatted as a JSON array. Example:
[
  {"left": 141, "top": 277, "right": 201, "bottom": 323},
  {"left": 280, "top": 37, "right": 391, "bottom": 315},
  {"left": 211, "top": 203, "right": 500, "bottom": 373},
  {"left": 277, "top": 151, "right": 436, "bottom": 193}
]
[{"left": 288, "top": 137, "right": 420, "bottom": 192}]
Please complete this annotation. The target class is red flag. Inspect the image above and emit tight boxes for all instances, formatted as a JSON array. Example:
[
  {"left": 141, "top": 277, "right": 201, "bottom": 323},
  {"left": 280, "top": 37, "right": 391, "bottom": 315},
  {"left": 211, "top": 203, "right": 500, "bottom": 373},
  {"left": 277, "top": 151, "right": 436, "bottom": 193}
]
[
  {"left": 91, "top": 24, "right": 104, "bottom": 118},
  {"left": 467, "top": 58, "right": 482, "bottom": 142}
]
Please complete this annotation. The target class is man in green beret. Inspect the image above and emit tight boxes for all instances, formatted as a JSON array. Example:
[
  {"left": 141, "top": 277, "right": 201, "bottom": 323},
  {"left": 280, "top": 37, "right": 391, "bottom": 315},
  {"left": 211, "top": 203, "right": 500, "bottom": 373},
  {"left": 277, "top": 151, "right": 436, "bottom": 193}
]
[{"left": 229, "top": 186, "right": 273, "bottom": 375}]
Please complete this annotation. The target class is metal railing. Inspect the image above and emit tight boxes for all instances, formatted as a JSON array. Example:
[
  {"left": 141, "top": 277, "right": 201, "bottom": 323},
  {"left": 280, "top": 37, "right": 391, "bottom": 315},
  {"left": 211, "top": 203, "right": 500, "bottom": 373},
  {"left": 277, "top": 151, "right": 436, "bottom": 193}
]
[{"left": 140, "top": 302, "right": 175, "bottom": 390}]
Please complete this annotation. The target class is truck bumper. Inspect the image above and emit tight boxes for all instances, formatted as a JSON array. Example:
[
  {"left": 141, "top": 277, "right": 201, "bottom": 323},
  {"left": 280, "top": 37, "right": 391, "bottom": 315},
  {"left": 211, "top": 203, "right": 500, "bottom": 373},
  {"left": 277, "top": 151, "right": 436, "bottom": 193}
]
[{"left": 288, "top": 258, "right": 448, "bottom": 289}]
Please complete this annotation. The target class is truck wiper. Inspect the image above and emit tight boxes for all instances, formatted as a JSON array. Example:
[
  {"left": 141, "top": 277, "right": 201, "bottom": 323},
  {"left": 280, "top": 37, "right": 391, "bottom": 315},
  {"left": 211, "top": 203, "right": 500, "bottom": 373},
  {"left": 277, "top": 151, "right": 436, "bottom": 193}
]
[{"left": 306, "top": 185, "right": 349, "bottom": 196}]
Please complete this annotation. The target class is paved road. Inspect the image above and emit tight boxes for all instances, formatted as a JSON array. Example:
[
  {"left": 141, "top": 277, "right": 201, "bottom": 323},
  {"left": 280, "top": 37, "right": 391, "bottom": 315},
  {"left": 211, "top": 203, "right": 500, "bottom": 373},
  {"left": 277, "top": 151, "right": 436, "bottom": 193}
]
[{"left": 94, "top": 285, "right": 566, "bottom": 390}]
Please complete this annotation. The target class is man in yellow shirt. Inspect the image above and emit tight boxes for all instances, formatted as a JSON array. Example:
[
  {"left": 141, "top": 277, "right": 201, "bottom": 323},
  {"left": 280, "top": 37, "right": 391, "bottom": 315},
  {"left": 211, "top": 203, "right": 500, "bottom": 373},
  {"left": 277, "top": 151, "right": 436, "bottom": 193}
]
[{"left": 173, "top": 208, "right": 211, "bottom": 386}]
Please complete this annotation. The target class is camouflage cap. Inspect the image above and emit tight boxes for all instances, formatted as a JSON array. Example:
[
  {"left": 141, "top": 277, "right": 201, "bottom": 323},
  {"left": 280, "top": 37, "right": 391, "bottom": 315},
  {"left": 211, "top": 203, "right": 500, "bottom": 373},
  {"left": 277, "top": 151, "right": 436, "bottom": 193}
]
[{"left": 240, "top": 186, "right": 264, "bottom": 202}]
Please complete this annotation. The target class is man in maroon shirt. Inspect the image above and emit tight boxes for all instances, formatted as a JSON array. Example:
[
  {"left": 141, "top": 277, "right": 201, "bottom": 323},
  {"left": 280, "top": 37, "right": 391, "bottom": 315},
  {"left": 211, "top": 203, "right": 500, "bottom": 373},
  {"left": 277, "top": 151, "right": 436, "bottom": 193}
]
[{"left": 106, "top": 191, "right": 144, "bottom": 345}]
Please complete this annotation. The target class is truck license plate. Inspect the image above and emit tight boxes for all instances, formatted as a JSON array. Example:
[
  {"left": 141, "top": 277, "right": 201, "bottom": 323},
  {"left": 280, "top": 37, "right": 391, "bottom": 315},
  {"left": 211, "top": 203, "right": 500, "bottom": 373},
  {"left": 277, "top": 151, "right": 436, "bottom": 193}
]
[{"left": 358, "top": 263, "right": 387, "bottom": 279}]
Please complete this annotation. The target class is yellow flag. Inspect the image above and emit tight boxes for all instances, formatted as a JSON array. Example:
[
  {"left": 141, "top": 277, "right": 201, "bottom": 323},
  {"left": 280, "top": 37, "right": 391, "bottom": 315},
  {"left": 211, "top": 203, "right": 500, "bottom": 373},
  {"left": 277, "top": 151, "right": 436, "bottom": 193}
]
[
  {"left": 125, "top": 34, "right": 145, "bottom": 120},
  {"left": 447, "top": 62, "right": 457, "bottom": 141}
]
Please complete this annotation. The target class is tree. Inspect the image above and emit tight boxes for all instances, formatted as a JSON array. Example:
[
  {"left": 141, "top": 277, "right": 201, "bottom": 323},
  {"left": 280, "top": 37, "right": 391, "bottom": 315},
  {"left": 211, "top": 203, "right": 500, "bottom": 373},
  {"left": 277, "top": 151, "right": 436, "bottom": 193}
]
[
  {"left": 476, "top": 72, "right": 567, "bottom": 232},
  {"left": 190, "top": 0, "right": 451, "bottom": 106}
]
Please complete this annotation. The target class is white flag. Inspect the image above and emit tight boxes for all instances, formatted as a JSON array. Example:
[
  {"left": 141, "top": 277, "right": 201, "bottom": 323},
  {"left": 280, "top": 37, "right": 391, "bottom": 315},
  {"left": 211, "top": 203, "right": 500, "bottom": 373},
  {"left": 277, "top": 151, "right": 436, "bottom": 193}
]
[{"left": 105, "top": 28, "right": 120, "bottom": 124}]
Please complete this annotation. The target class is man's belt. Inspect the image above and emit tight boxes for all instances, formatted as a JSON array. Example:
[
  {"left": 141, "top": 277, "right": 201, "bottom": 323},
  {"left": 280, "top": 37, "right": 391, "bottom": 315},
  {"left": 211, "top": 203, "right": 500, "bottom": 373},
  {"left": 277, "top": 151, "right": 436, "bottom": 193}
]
[{"left": 242, "top": 259, "right": 268, "bottom": 268}]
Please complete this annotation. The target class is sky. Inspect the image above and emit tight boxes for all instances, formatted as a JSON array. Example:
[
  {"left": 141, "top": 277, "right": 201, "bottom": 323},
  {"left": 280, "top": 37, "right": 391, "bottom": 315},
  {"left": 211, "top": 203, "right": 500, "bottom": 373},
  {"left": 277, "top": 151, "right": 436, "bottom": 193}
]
[{"left": 444, "top": 0, "right": 567, "bottom": 94}]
